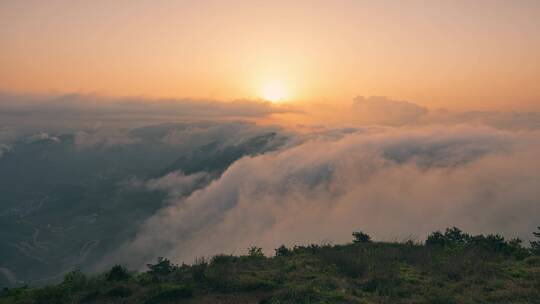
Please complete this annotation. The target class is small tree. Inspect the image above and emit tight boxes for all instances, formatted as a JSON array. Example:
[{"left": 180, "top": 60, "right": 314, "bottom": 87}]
[
  {"left": 443, "top": 227, "right": 471, "bottom": 245},
  {"left": 62, "top": 270, "right": 87, "bottom": 292},
  {"left": 352, "top": 231, "right": 372, "bottom": 243},
  {"left": 531, "top": 226, "right": 540, "bottom": 255},
  {"left": 106, "top": 265, "right": 130, "bottom": 281},
  {"left": 506, "top": 238, "right": 529, "bottom": 260},
  {"left": 425, "top": 231, "right": 445, "bottom": 247},
  {"left": 192, "top": 257, "right": 208, "bottom": 282},
  {"left": 248, "top": 246, "right": 265, "bottom": 258},
  {"left": 426, "top": 227, "right": 470, "bottom": 247},
  {"left": 275, "top": 245, "right": 292, "bottom": 257},
  {"left": 147, "top": 257, "right": 175, "bottom": 276}
]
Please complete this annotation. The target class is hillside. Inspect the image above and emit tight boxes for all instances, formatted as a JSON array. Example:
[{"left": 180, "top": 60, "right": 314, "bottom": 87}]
[{"left": 1, "top": 227, "right": 540, "bottom": 304}]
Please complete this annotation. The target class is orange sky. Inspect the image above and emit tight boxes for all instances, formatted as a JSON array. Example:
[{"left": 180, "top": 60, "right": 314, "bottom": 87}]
[{"left": 1, "top": 0, "right": 539, "bottom": 111}]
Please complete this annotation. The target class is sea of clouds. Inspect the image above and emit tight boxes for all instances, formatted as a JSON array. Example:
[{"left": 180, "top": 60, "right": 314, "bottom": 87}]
[
  {"left": 106, "top": 125, "right": 540, "bottom": 269},
  {"left": 2, "top": 92, "right": 540, "bottom": 272}
]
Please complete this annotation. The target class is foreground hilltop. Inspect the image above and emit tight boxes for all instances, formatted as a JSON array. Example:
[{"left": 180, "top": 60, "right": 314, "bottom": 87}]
[{"left": 2, "top": 227, "right": 540, "bottom": 304}]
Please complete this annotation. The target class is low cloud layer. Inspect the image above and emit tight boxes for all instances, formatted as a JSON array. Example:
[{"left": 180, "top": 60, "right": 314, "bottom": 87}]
[
  {"left": 353, "top": 96, "right": 428, "bottom": 125},
  {"left": 350, "top": 95, "right": 540, "bottom": 130},
  {"left": 106, "top": 125, "right": 540, "bottom": 269},
  {"left": 0, "top": 92, "right": 288, "bottom": 136}
]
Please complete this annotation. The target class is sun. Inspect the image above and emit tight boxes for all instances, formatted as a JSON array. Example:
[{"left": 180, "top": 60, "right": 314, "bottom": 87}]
[{"left": 260, "top": 82, "right": 288, "bottom": 103}]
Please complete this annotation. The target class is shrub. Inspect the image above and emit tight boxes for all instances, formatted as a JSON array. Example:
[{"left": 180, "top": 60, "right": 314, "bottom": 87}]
[
  {"left": 360, "top": 275, "right": 402, "bottom": 296},
  {"left": 531, "top": 226, "right": 540, "bottom": 255},
  {"left": 135, "top": 272, "right": 158, "bottom": 284},
  {"left": 426, "top": 227, "right": 470, "bottom": 248},
  {"left": 105, "top": 286, "right": 132, "bottom": 298},
  {"left": 145, "top": 284, "right": 193, "bottom": 304},
  {"left": 524, "top": 256, "right": 540, "bottom": 267},
  {"left": 80, "top": 291, "right": 100, "bottom": 303},
  {"left": 426, "top": 231, "right": 446, "bottom": 247},
  {"left": 33, "top": 286, "right": 70, "bottom": 304},
  {"left": 62, "top": 270, "right": 87, "bottom": 292},
  {"left": 229, "top": 276, "right": 277, "bottom": 292},
  {"left": 319, "top": 244, "right": 399, "bottom": 281},
  {"left": 506, "top": 238, "right": 530, "bottom": 260},
  {"left": 423, "top": 288, "right": 457, "bottom": 304},
  {"left": 147, "top": 257, "right": 176, "bottom": 276},
  {"left": 262, "top": 284, "right": 345, "bottom": 303},
  {"left": 211, "top": 254, "right": 236, "bottom": 265},
  {"left": 325, "top": 250, "right": 368, "bottom": 278},
  {"left": 191, "top": 257, "right": 208, "bottom": 282},
  {"left": 481, "top": 234, "right": 506, "bottom": 251},
  {"left": 275, "top": 245, "right": 292, "bottom": 257},
  {"left": 248, "top": 246, "right": 265, "bottom": 258},
  {"left": 352, "top": 231, "right": 372, "bottom": 243},
  {"left": 427, "top": 228, "right": 529, "bottom": 259},
  {"left": 105, "top": 265, "right": 130, "bottom": 281},
  {"left": 0, "top": 286, "right": 29, "bottom": 301}
]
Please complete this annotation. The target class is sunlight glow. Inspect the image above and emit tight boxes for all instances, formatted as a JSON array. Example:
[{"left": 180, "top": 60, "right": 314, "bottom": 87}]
[{"left": 260, "top": 82, "right": 288, "bottom": 103}]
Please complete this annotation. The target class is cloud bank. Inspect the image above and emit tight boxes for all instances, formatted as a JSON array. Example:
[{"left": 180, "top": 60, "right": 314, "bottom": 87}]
[
  {"left": 350, "top": 95, "right": 540, "bottom": 130},
  {"left": 0, "top": 92, "right": 289, "bottom": 136},
  {"left": 106, "top": 125, "right": 540, "bottom": 269},
  {"left": 353, "top": 96, "right": 428, "bottom": 125}
]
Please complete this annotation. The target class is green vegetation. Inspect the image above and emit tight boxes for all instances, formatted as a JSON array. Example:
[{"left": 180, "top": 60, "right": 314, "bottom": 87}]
[
  {"left": 1, "top": 227, "right": 540, "bottom": 304},
  {"left": 531, "top": 226, "right": 540, "bottom": 256}
]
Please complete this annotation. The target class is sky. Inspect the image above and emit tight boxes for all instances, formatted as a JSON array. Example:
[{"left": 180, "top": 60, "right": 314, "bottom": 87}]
[{"left": 1, "top": 0, "right": 540, "bottom": 111}]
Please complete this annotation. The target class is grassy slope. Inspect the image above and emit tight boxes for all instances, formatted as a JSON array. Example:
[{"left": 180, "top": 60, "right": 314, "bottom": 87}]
[{"left": 1, "top": 234, "right": 540, "bottom": 304}]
